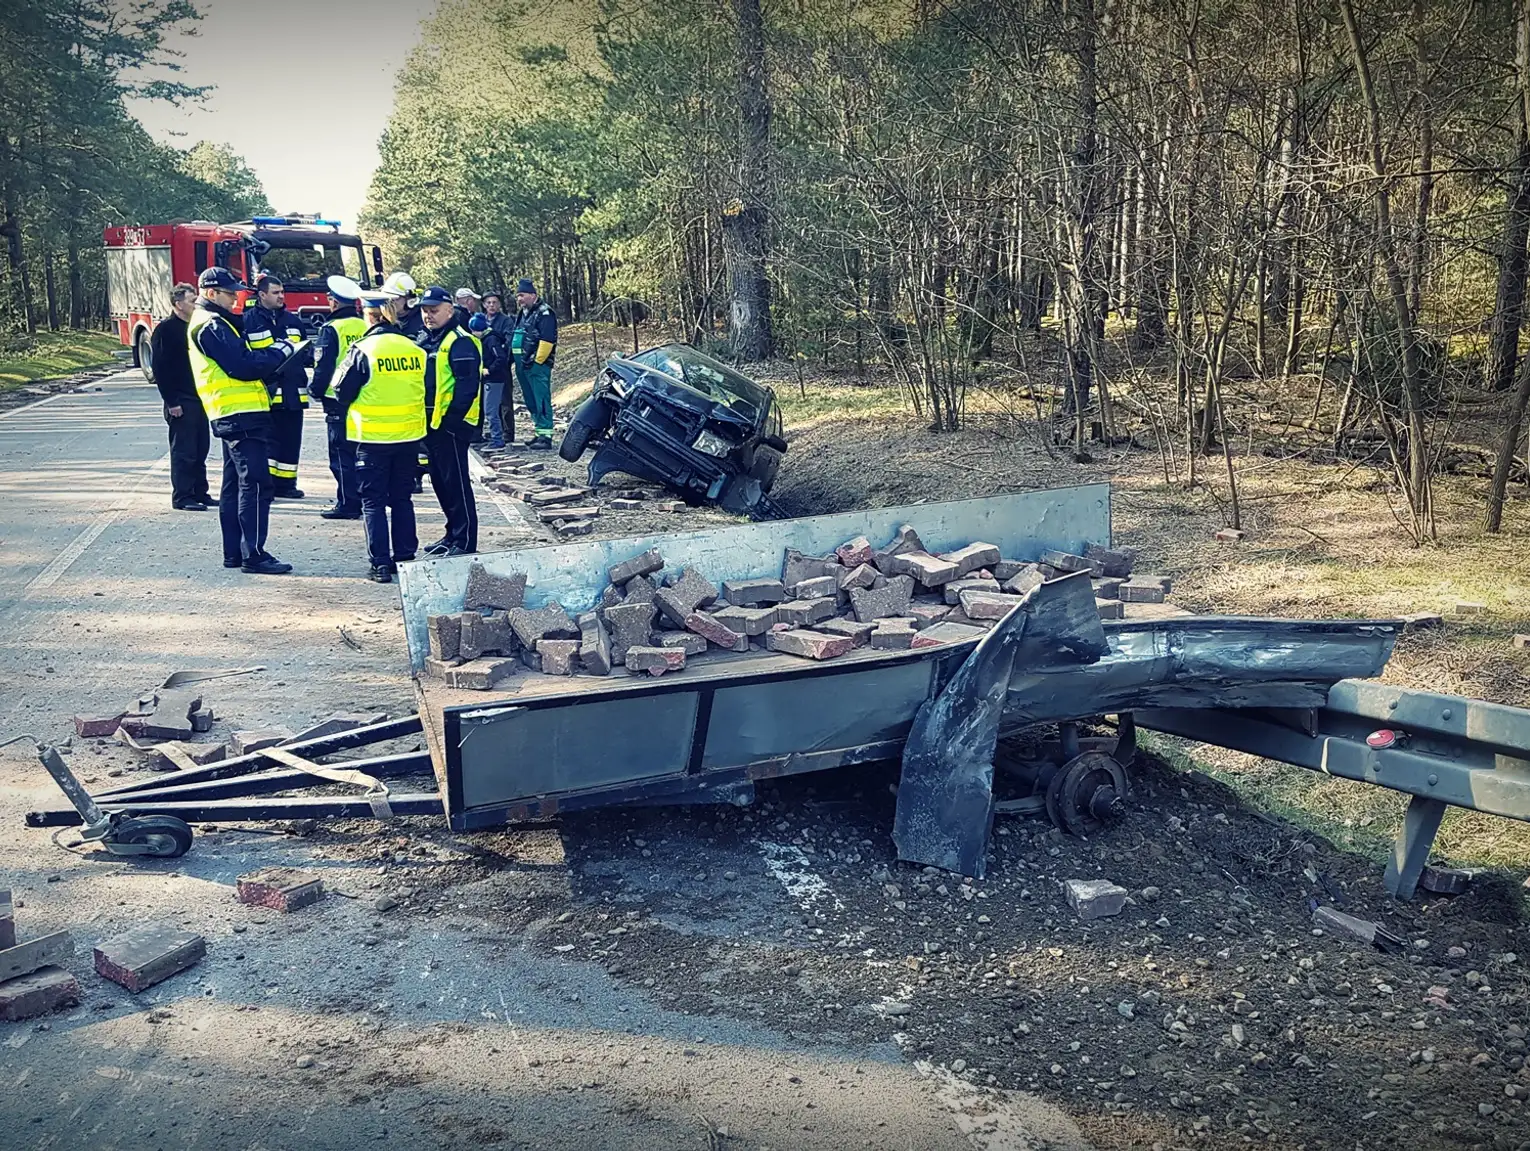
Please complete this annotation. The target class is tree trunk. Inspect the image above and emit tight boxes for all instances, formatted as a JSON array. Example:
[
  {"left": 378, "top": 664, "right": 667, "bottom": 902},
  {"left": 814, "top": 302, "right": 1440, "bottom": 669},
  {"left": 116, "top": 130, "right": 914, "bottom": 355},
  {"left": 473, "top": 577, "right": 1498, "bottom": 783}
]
[
  {"left": 1407, "top": 0, "right": 1434, "bottom": 323},
  {"left": 1061, "top": 0, "right": 1102, "bottom": 439},
  {"left": 1489, "top": 12, "right": 1530, "bottom": 394},
  {"left": 43, "top": 249, "right": 58, "bottom": 331},
  {"left": 1339, "top": 0, "right": 1433, "bottom": 541},
  {"left": 1, "top": 200, "right": 36, "bottom": 335},
  {"left": 723, "top": 0, "right": 775, "bottom": 362},
  {"left": 68, "top": 237, "right": 85, "bottom": 329}
]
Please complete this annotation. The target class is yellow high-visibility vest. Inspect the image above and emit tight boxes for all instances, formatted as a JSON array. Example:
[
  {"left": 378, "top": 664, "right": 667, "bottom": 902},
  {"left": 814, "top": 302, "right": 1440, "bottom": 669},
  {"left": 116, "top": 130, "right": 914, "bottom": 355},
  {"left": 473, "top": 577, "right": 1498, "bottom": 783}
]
[
  {"left": 326, "top": 314, "right": 366, "bottom": 360},
  {"left": 347, "top": 332, "right": 427, "bottom": 444},
  {"left": 428, "top": 328, "right": 483, "bottom": 431},
  {"left": 187, "top": 307, "right": 270, "bottom": 420}
]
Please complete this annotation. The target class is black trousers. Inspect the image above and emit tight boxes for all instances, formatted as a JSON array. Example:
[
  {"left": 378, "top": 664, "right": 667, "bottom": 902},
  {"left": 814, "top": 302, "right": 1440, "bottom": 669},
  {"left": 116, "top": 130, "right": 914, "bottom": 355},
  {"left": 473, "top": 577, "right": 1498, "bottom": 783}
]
[
  {"left": 355, "top": 441, "right": 419, "bottom": 568},
  {"left": 326, "top": 417, "right": 360, "bottom": 513},
  {"left": 212, "top": 416, "right": 275, "bottom": 563},
  {"left": 425, "top": 426, "right": 478, "bottom": 553},
  {"left": 165, "top": 403, "right": 211, "bottom": 506},
  {"left": 268, "top": 404, "right": 305, "bottom": 492}
]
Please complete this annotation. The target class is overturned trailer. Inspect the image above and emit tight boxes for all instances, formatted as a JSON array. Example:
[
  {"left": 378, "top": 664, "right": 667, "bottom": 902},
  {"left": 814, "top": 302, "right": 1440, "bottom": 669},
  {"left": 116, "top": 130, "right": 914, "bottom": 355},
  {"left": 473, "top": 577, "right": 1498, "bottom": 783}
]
[
  {"left": 32, "top": 485, "right": 1528, "bottom": 900},
  {"left": 393, "top": 484, "right": 1528, "bottom": 898}
]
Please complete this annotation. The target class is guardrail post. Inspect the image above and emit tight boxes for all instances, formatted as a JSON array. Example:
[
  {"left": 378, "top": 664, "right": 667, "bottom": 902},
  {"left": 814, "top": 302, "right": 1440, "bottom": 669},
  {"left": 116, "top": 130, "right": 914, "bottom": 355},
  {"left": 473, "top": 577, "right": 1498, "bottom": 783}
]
[{"left": 1384, "top": 794, "right": 1446, "bottom": 900}]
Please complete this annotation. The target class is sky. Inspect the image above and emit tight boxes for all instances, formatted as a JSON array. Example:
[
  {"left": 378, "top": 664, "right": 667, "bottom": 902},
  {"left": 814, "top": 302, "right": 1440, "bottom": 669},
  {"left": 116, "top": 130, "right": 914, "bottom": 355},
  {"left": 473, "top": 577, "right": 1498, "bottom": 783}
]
[{"left": 126, "top": 0, "right": 432, "bottom": 231}]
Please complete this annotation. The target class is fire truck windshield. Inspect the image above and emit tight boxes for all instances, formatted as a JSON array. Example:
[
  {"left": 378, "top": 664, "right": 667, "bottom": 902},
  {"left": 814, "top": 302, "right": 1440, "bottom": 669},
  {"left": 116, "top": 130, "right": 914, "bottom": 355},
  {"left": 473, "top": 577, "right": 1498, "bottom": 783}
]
[{"left": 251, "top": 242, "right": 365, "bottom": 290}]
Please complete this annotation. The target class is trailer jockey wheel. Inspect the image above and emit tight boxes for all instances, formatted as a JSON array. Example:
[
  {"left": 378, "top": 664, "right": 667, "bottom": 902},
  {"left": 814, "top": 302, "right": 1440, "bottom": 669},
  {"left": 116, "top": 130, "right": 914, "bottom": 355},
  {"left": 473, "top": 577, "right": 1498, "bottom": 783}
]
[
  {"left": 1044, "top": 750, "right": 1130, "bottom": 837},
  {"left": 108, "top": 815, "right": 194, "bottom": 858}
]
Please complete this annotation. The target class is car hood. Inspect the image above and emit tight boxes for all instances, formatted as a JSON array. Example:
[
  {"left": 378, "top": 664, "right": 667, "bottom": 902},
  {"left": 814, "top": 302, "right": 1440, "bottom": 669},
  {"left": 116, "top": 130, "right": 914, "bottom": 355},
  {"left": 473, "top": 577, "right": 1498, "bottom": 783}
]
[{"left": 618, "top": 345, "right": 774, "bottom": 427}]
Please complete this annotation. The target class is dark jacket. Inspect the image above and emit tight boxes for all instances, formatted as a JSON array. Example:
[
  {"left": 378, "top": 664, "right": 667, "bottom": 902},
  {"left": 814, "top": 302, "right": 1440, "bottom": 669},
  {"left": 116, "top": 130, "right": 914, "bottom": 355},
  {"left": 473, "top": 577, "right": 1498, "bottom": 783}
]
[
  {"left": 480, "top": 312, "right": 511, "bottom": 381},
  {"left": 309, "top": 303, "right": 361, "bottom": 419},
  {"left": 241, "top": 304, "right": 311, "bottom": 408},
  {"left": 398, "top": 304, "right": 425, "bottom": 339},
  {"left": 190, "top": 300, "right": 291, "bottom": 437},
  {"left": 149, "top": 312, "right": 197, "bottom": 410},
  {"left": 419, "top": 318, "right": 483, "bottom": 436},
  {"left": 513, "top": 299, "right": 558, "bottom": 369}
]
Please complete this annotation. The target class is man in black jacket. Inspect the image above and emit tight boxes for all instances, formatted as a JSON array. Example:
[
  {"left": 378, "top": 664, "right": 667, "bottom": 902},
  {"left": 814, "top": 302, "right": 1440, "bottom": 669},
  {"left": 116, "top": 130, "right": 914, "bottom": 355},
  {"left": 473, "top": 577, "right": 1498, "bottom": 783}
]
[
  {"left": 417, "top": 285, "right": 482, "bottom": 556},
  {"left": 242, "top": 274, "right": 312, "bottom": 498},
  {"left": 150, "top": 282, "right": 212, "bottom": 510}
]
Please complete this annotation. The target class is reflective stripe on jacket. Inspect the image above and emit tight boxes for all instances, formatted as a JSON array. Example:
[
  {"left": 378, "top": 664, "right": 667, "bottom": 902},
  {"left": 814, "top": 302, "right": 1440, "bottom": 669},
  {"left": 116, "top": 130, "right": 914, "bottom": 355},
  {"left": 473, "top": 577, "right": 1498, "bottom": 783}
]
[{"left": 428, "top": 328, "right": 483, "bottom": 431}]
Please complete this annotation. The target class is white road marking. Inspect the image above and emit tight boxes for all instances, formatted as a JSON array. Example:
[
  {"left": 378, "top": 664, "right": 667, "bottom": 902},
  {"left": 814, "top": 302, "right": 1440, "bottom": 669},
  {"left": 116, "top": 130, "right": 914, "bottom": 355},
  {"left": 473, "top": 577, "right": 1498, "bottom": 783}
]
[
  {"left": 15, "top": 452, "right": 169, "bottom": 600},
  {"left": 756, "top": 839, "right": 844, "bottom": 914}
]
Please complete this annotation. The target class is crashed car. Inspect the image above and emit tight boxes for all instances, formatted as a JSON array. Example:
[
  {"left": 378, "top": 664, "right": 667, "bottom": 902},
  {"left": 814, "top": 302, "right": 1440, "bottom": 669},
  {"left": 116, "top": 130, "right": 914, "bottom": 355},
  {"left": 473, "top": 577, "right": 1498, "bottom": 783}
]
[{"left": 558, "top": 344, "right": 787, "bottom": 515}]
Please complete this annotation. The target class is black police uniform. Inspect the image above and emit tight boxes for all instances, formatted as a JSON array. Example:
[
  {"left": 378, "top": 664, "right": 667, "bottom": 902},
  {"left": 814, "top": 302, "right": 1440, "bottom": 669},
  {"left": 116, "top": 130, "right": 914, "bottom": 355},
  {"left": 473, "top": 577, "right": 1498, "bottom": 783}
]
[{"left": 241, "top": 302, "right": 311, "bottom": 496}]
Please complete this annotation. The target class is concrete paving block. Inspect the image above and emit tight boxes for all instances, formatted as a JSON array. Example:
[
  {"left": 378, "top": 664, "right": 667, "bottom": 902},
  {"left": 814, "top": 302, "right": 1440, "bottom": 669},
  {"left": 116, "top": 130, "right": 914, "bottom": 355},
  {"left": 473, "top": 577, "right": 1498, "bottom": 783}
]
[
  {"left": 0, "top": 966, "right": 79, "bottom": 1020},
  {"left": 237, "top": 868, "right": 325, "bottom": 913},
  {"left": 94, "top": 924, "right": 205, "bottom": 992},
  {"left": 1063, "top": 878, "right": 1128, "bottom": 921},
  {"left": 229, "top": 727, "right": 295, "bottom": 756}
]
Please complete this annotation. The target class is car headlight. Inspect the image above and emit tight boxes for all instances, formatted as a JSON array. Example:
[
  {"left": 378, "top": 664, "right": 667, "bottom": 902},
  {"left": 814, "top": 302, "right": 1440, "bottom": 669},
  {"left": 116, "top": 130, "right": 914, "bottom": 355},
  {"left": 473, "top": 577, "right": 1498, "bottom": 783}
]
[
  {"left": 692, "top": 428, "right": 733, "bottom": 457},
  {"left": 599, "top": 368, "right": 628, "bottom": 398}
]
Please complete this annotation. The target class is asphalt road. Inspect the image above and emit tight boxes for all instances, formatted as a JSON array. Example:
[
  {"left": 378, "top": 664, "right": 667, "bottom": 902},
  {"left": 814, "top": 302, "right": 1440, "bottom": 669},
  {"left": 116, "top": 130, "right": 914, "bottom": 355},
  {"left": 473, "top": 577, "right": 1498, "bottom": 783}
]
[{"left": 0, "top": 369, "right": 1080, "bottom": 1150}]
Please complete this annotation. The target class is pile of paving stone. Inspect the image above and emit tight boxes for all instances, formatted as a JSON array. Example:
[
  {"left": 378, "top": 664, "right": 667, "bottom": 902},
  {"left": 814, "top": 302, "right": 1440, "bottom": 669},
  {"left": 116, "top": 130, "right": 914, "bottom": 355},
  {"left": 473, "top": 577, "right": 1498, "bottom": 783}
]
[
  {"left": 422, "top": 526, "right": 1168, "bottom": 690},
  {"left": 480, "top": 456, "right": 686, "bottom": 537}
]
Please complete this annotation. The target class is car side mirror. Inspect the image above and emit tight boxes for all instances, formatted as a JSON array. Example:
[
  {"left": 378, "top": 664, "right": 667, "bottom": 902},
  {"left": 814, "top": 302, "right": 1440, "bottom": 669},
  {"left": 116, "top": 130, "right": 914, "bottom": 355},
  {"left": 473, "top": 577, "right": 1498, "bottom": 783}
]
[{"left": 371, "top": 246, "right": 383, "bottom": 274}]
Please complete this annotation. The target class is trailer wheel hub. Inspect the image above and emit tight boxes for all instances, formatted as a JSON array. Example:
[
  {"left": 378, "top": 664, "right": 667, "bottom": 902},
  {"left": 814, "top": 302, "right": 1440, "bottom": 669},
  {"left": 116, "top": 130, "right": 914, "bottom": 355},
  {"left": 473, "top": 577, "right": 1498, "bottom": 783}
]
[{"left": 1045, "top": 750, "right": 1130, "bottom": 837}]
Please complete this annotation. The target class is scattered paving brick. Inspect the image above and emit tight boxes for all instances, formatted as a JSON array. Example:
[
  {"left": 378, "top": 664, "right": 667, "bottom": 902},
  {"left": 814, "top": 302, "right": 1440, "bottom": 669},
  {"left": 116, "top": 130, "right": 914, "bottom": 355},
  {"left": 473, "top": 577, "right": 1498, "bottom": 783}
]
[
  {"left": 625, "top": 646, "right": 687, "bottom": 676},
  {"left": 907, "top": 602, "right": 952, "bottom": 628},
  {"left": 623, "top": 575, "right": 658, "bottom": 605},
  {"left": 507, "top": 602, "right": 578, "bottom": 649},
  {"left": 608, "top": 498, "right": 646, "bottom": 510},
  {"left": 659, "top": 632, "right": 707, "bottom": 656},
  {"left": 601, "top": 602, "right": 657, "bottom": 665},
  {"left": 237, "top": 868, "right": 325, "bottom": 912},
  {"left": 766, "top": 629, "right": 855, "bottom": 660},
  {"left": 74, "top": 712, "right": 127, "bottom": 738},
  {"left": 811, "top": 618, "right": 873, "bottom": 647},
  {"left": 879, "top": 524, "right": 924, "bottom": 558},
  {"left": 0, "top": 967, "right": 79, "bottom": 1021},
  {"left": 537, "top": 639, "right": 581, "bottom": 675},
  {"left": 944, "top": 577, "right": 1000, "bottom": 605},
  {"left": 119, "top": 712, "right": 193, "bottom": 742},
  {"left": 555, "top": 520, "right": 593, "bottom": 537},
  {"left": 609, "top": 548, "right": 665, "bottom": 586},
  {"left": 598, "top": 584, "right": 624, "bottom": 611},
  {"left": 849, "top": 574, "right": 915, "bottom": 622},
  {"left": 525, "top": 487, "right": 589, "bottom": 507},
  {"left": 1093, "top": 576, "right": 1122, "bottom": 599},
  {"left": 577, "top": 612, "right": 613, "bottom": 675},
  {"left": 838, "top": 563, "right": 878, "bottom": 591},
  {"left": 1039, "top": 549, "right": 1097, "bottom": 575},
  {"left": 1118, "top": 580, "right": 1167, "bottom": 604},
  {"left": 190, "top": 707, "right": 215, "bottom": 733},
  {"left": 1096, "top": 598, "right": 1124, "bottom": 620},
  {"left": 870, "top": 620, "right": 917, "bottom": 650},
  {"left": 229, "top": 728, "right": 294, "bottom": 756},
  {"left": 538, "top": 506, "right": 600, "bottom": 523},
  {"left": 1063, "top": 878, "right": 1128, "bottom": 920},
  {"left": 94, "top": 924, "right": 206, "bottom": 992},
  {"left": 990, "top": 560, "right": 1025, "bottom": 581},
  {"left": 1083, "top": 543, "right": 1137, "bottom": 578},
  {"left": 835, "top": 536, "right": 876, "bottom": 567},
  {"left": 958, "top": 589, "right": 1025, "bottom": 620},
  {"left": 654, "top": 567, "right": 719, "bottom": 626},
  {"left": 1514, "top": 634, "right": 1530, "bottom": 651},
  {"left": 722, "top": 577, "right": 787, "bottom": 606},
  {"left": 911, "top": 620, "right": 987, "bottom": 648},
  {"left": 942, "top": 542, "right": 1002, "bottom": 578},
  {"left": 685, "top": 612, "right": 749, "bottom": 652},
  {"left": 1454, "top": 600, "right": 1487, "bottom": 616},
  {"left": 790, "top": 575, "right": 838, "bottom": 600},
  {"left": 1214, "top": 528, "right": 1246, "bottom": 542},
  {"left": 657, "top": 500, "right": 687, "bottom": 512},
  {"left": 460, "top": 611, "right": 514, "bottom": 659},
  {"left": 424, "top": 656, "right": 460, "bottom": 678},
  {"left": 0, "top": 931, "right": 72, "bottom": 983},
  {"left": 462, "top": 562, "right": 527, "bottom": 611},
  {"left": 883, "top": 551, "right": 960, "bottom": 587},
  {"left": 782, "top": 549, "right": 836, "bottom": 588},
  {"left": 445, "top": 657, "right": 517, "bottom": 690},
  {"left": 712, "top": 605, "right": 780, "bottom": 635},
  {"left": 776, "top": 597, "right": 836, "bottom": 627}
]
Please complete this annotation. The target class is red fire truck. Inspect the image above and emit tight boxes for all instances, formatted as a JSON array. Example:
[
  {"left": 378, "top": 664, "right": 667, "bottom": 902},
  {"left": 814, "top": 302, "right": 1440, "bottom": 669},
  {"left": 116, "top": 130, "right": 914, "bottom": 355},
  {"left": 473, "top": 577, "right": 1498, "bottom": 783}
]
[{"left": 103, "top": 215, "right": 384, "bottom": 382}]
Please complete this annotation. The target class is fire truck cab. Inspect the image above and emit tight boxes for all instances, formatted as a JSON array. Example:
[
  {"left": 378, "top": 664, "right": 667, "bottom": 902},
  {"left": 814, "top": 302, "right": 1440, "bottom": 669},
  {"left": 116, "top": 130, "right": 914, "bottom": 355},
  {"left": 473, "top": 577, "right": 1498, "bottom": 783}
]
[{"left": 103, "top": 216, "right": 384, "bottom": 383}]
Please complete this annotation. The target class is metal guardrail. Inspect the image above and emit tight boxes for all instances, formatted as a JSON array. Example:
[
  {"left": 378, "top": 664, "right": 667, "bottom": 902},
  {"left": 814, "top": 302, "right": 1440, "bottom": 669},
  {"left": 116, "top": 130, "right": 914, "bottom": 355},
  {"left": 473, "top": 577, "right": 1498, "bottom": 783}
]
[{"left": 1137, "top": 680, "right": 1530, "bottom": 899}]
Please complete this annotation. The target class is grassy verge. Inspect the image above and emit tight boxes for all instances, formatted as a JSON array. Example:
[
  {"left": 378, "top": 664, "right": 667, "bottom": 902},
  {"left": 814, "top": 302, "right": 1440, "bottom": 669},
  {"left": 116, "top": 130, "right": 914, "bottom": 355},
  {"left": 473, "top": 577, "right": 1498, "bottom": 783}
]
[{"left": 0, "top": 330, "right": 123, "bottom": 391}]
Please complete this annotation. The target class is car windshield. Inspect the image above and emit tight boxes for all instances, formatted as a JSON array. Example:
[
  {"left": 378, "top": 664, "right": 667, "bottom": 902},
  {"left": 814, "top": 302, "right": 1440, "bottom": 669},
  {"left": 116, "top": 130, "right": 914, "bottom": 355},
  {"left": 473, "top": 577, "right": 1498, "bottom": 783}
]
[
  {"left": 252, "top": 242, "right": 366, "bottom": 289},
  {"left": 629, "top": 344, "right": 771, "bottom": 420}
]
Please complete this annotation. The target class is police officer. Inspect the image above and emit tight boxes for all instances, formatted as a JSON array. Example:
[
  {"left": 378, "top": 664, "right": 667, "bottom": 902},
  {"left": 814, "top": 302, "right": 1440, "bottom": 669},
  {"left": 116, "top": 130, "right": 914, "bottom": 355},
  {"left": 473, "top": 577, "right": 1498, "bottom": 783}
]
[
  {"left": 242, "top": 274, "right": 311, "bottom": 497},
  {"left": 512, "top": 277, "right": 558, "bottom": 449},
  {"left": 333, "top": 286, "right": 427, "bottom": 583},
  {"left": 417, "top": 286, "right": 482, "bottom": 557},
  {"left": 187, "top": 267, "right": 299, "bottom": 575},
  {"left": 309, "top": 276, "right": 367, "bottom": 520}
]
